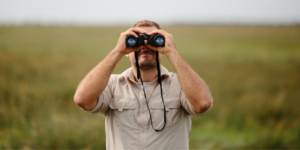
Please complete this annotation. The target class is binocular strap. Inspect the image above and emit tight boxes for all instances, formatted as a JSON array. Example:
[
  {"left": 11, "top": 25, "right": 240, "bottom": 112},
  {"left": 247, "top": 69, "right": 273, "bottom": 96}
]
[{"left": 134, "top": 51, "right": 166, "bottom": 132}]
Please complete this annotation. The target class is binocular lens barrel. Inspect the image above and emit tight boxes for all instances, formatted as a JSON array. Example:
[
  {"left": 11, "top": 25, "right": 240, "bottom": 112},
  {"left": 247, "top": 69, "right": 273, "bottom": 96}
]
[
  {"left": 126, "top": 37, "right": 137, "bottom": 46},
  {"left": 155, "top": 36, "right": 164, "bottom": 46}
]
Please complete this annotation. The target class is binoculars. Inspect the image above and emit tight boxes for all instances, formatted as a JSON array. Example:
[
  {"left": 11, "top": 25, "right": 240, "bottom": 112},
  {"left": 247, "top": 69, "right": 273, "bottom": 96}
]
[{"left": 126, "top": 33, "right": 165, "bottom": 47}]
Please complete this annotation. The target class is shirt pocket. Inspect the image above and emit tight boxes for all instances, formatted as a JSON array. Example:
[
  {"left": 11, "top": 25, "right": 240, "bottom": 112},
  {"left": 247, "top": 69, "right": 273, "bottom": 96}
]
[
  {"left": 149, "top": 97, "right": 181, "bottom": 129},
  {"left": 109, "top": 97, "right": 138, "bottom": 129}
]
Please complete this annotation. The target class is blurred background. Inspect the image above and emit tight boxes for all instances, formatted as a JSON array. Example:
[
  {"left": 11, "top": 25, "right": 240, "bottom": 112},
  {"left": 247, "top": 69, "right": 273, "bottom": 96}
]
[{"left": 0, "top": 0, "right": 300, "bottom": 149}]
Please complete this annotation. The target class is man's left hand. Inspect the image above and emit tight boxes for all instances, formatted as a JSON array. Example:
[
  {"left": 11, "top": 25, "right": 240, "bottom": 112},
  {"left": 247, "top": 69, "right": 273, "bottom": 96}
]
[{"left": 145, "top": 30, "right": 177, "bottom": 56}]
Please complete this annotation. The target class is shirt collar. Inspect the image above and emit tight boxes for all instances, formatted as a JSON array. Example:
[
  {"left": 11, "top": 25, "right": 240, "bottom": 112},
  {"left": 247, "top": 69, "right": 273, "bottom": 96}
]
[{"left": 119, "top": 65, "right": 171, "bottom": 81}]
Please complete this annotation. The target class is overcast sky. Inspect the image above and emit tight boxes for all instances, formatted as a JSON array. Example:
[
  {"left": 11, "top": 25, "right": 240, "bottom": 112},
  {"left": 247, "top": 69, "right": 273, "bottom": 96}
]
[{"left": 1, "top": 0, "right": 300, "bottom": 25}]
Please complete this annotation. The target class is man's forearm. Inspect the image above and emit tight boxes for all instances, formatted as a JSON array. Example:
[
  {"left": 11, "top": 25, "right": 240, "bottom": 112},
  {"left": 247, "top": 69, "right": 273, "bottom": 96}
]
[
  {"left": 74, "top": 27, "right": 144, "bottom": 110},
  {"left": 74, "top": 50, "right": 123, "bottom": 110},
  {"left": 166, "top": 51, "right": 212, "bottom": 113}
]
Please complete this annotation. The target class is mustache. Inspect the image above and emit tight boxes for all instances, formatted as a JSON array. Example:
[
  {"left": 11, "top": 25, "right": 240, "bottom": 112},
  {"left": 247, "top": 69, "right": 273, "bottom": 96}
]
[{"left": 138, "top": 49, "right": 155, "bottom": 55}]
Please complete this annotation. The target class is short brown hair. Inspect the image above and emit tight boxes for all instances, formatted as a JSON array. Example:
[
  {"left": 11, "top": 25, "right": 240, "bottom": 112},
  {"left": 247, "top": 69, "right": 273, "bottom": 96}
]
[{"left": 132, "top": 20, "right": 161, "bottom": 29}]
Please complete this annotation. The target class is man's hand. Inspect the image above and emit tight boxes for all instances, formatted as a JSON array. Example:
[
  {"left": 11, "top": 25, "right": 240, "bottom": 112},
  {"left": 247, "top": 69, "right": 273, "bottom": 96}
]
[
  {"left": 114, "top": 28, "right": 145, "bottom": 55},
  {"left": 145, "top": 30, "right": 177, "bottom": 56}
]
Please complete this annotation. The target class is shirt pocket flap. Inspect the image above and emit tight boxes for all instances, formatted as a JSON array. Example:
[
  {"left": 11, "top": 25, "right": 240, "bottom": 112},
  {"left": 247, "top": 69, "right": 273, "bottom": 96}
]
[
  {"left": 109, "top": 97, "right": 137, "bottom": 111},
  {"left": 150, "top": 97, "right": 180, "bottom": 110}
]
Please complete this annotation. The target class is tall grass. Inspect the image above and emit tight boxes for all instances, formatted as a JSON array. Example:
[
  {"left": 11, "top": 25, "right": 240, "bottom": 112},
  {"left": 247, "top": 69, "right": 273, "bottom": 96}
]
[{"left": 0, "top": 25, "right": 299, "bottom": 149}]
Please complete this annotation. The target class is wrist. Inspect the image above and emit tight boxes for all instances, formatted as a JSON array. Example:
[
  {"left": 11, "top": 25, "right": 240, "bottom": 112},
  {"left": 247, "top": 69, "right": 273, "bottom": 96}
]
[
  {"left": 111, "top": 48, "right": 125, "bottom": 60},
  {"left": 112, "top": 47, "right": 126, "bottom": 56},
  {"left": 165, "top": 49, "right": 179, "bottom": 58}
]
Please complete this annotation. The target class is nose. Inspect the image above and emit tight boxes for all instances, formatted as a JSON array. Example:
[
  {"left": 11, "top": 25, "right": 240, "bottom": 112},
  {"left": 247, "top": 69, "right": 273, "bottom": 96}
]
[
  {"left": 142, "top": 40, "right": 149, "bottom": 50},
  {"left": 144, "top": 40, "right": 148, "bottom": 45}
]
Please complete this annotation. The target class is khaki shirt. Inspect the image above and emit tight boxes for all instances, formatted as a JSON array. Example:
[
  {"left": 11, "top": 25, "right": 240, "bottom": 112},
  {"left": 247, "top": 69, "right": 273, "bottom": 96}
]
[{"left": 85, "top": 66, "right": 213, "bottom": 150}]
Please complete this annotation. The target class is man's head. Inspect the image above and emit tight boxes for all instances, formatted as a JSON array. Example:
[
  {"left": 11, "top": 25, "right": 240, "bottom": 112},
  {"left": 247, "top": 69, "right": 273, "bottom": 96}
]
[
  {"left": 127, "top": 20, "right": 163, "bottom": 71},
  {"left": 132, "top": 20, "right": 161, "bottom": 30}
]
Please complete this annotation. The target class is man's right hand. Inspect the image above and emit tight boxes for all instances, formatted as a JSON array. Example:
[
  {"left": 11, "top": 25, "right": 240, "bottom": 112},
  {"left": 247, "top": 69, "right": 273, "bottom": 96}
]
[{"left": 113, "top": 28, "right": 145, "bottom": 55}]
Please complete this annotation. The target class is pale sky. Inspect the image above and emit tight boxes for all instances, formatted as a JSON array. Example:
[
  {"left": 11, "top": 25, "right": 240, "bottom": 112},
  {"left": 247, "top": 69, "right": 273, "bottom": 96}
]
[{"left": 0, "top": 0, "right": 300, "bottom": 25}]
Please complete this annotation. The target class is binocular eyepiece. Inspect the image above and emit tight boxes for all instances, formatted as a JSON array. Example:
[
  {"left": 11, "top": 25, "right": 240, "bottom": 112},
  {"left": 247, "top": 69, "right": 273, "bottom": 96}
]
[{"left": 126, "top": 33, "right": 165, "bottom": 47}]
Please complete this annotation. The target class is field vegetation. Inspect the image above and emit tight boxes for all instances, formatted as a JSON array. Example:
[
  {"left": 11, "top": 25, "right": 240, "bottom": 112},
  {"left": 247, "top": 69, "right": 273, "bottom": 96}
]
[{"left": 0, "top": 25, "right": 299, "bottom": 149}]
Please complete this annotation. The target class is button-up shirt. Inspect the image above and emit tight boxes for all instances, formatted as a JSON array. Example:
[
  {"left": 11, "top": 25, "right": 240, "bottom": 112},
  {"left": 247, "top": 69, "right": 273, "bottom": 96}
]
[{"left": 84, "top": 66, "right": 213, "bottom": 150}]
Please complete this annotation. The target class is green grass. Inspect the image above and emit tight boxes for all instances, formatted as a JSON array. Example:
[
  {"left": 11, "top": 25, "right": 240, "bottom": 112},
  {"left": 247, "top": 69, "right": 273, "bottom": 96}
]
[{"left": 0, "top": 25, "right": 299, "bottom": 149}]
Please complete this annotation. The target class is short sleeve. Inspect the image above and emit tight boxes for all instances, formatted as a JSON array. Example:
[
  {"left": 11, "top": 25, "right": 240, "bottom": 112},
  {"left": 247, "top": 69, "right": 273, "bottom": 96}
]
[
  {"left": 83, "top": 75, "right": 118, "bottom": 115},
  {"left": 180, "top": 89, "right": 213, "bottom": 116}
]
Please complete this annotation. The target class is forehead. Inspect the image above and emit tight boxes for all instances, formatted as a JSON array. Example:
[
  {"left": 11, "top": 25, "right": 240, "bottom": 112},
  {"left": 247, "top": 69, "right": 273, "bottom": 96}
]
[{"left": 136, "top": 26, "right": 158, "bottom": 34}]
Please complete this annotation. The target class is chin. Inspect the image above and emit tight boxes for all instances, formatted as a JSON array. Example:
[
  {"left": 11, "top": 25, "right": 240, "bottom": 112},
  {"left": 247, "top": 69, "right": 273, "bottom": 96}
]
[{"left": 139, "top": 61, "right": 157, "bottom": 70}]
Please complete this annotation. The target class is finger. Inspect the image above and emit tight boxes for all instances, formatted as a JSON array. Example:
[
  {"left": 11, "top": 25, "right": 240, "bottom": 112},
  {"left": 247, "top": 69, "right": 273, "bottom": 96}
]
[
  {"left": 146, "top": 44, "right": 161, "bottom": 52},
  {"left": 126, "top": 45, "right": 143, "bottom": 55},
  {"left": 133, "top": 45, "right": 143, "bottom": 52},
  {"left": 125, "top": 31, "right": 139, "bottom": 38},
  {"left": 130, "top": 28, "right": 146, "bottom": 35},
  {"left": 149, "top": 29, "right": 166, "bottom": 35}
]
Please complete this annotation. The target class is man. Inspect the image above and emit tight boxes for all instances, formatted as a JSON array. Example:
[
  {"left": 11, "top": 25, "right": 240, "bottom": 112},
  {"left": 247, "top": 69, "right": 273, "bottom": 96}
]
[{"left": 74, "top": 20, "right": 213, "bottom": 150}]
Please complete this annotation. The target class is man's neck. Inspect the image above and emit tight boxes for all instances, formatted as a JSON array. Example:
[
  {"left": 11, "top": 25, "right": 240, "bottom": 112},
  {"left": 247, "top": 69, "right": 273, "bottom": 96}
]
[{"left": 132, "top": 67, "right": 158, "bottom": 83}]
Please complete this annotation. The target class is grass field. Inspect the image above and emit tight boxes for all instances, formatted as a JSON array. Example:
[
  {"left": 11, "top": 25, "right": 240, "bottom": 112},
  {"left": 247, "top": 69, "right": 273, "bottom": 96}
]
[{"left": 0, "top": 25, "right": 299, "bottom": 149}]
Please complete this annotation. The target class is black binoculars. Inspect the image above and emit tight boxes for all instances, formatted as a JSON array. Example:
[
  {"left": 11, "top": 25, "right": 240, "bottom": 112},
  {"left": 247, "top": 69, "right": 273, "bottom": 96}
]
[{"left": 126, "top": 33, "right": 165, "bottom": 47}]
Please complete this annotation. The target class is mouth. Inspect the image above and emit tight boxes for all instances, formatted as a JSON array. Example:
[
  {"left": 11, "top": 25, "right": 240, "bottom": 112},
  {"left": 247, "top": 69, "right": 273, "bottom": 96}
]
[{"left": 138, "top": 49, "right": 155, "bottom": 56}]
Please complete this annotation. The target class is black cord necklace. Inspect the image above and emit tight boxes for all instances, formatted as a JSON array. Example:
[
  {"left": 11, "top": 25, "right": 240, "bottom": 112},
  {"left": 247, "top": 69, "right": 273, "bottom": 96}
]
[{"left": 135, "top": 51, "right": 166, "bottom": 132}]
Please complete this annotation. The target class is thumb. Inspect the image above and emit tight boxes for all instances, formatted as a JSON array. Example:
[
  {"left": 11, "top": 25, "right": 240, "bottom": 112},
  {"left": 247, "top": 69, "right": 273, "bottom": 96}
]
[{"left": 146, "top": 44, "right": 162, "bottom": 53}]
